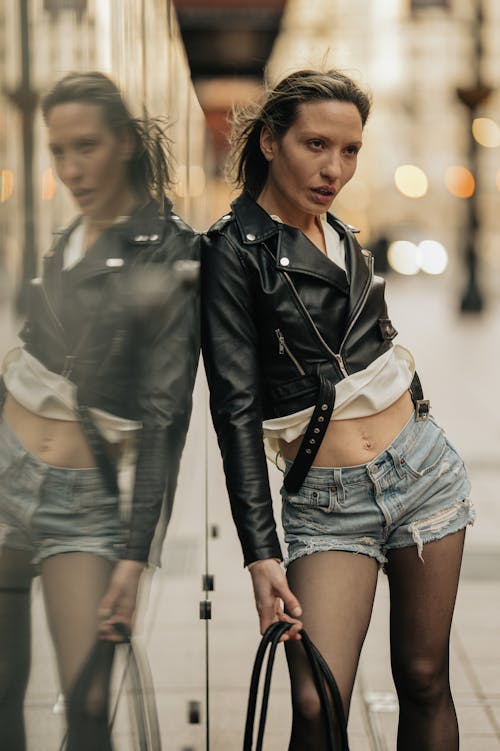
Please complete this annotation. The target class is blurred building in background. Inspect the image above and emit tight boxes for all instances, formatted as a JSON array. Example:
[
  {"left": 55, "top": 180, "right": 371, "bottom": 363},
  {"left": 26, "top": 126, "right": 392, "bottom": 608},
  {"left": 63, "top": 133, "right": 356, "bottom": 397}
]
[
  {"left": 268, "top": 0, "right": 500, "bottom": 309},
  {"left": 178, "top": 0, "right": 500, "bottom": 308},
  {"left": 2, "top": 0, "right": 499, "bottom": 306},
  {"left": 0, "top": 0, "right": 212, "bottom": 307}
]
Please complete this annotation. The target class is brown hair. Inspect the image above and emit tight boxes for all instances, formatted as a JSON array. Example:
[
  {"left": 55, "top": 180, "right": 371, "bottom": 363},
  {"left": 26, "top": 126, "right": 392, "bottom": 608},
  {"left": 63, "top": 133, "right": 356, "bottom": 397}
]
[
  {"left": 229, "top": 69, "right": 372, "bottom": 199},
  {"left": 41, "top": 71, "right": 173, "bottom": 199}
]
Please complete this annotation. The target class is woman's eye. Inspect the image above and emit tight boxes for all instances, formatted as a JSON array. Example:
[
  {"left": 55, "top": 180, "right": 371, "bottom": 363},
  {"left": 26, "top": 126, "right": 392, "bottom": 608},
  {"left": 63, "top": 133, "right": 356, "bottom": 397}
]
[
  {"left": 345, "top": 145, "right": 360, "bottom": 156},
  {"left": 308, "top": 139, "right": 324, "bottom": 150}
]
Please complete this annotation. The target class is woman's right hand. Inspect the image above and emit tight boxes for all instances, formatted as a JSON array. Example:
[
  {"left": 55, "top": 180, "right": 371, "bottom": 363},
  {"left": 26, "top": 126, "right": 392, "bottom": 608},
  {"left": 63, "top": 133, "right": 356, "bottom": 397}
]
[{"left": 249, "top": 558, "right": 303, "bottom": 641}]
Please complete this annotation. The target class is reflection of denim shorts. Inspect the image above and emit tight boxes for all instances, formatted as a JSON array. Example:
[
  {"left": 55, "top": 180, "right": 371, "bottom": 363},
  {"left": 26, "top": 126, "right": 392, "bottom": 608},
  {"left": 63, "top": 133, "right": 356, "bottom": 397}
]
[
  {"left": 281, "top": 413, "right": 474, "bottom": 567},
  {"left": 0, "top": 416, "right": 124, "bottom": 566}
]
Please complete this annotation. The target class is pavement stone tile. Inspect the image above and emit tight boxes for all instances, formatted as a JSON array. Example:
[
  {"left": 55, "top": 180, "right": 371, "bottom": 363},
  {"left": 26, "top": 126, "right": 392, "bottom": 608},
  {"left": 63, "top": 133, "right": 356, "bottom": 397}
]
[{"left": 460, "top": 735, "right": 500, "bottom": 751}]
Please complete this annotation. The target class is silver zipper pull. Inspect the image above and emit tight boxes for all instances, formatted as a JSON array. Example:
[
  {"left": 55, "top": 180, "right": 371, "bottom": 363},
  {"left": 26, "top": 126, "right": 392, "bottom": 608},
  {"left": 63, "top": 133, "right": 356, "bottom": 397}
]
[
  {"left": 275, "top": 328, "right": 285, "bottom": 355},
  {"left": 335, "top": 353, "right": 348, "bottom": 376}
]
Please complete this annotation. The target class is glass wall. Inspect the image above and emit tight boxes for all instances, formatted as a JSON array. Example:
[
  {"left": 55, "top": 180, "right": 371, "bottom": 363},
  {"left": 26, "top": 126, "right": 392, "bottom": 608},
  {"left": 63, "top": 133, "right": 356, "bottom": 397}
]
[{"left": 0, "top": 1, "right": 213, "bottom": 748}]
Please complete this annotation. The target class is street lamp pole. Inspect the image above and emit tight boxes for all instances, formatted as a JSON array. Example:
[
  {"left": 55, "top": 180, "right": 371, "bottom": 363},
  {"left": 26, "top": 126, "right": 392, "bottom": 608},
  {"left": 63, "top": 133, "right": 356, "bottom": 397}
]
[
  {"left": 456, "top": 0, "right": 490, "bottom": 313},
  {"left": 7, "top": 0, "right": 38, "bottom": 312}
]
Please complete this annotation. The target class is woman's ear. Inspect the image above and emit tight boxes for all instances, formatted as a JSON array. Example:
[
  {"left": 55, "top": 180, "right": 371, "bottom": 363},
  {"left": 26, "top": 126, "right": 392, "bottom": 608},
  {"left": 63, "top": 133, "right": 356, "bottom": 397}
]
[
  {"left": 260, "top": 126, "right": 275, "bottom": 162},
  {"left": 119, "top": 126, "right": 136, "bottom": 163}
]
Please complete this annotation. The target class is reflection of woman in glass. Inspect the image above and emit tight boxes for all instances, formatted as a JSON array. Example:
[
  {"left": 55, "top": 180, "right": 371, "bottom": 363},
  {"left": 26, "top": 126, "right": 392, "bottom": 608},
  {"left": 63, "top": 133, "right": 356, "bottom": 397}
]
[
  {"left": 0, "top": 72, "right": 199, "bottom": 749},
  {"left": 202, "top": 69, "right": 474, "bottom": 750}
]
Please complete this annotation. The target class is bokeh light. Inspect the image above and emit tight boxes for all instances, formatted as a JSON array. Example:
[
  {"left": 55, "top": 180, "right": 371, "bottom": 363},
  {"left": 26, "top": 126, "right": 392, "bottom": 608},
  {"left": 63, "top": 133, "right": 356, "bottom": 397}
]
[
  {"left": 419, "top": 240, "right": 448, "bottom": 275},
  {"left": 472, "top": 118, "right": 500, "bottom": 148},
  {"left": 387, "top": 239, "right": 448, "bottom": 276},
  {"left": 387, "top": 241, "right": 420, "bottom": 275},
  {"left": 444, "top": 165, "right": 475, "bottom": 198},
  {"left": 394, "top": 165, "right": 428, "bottom": 198},
  {"left": 1, "top": 169, "right": 13, "bottom": 202},
  {"left": 42, "top": 168, "right": 56, "bottom": 201}
]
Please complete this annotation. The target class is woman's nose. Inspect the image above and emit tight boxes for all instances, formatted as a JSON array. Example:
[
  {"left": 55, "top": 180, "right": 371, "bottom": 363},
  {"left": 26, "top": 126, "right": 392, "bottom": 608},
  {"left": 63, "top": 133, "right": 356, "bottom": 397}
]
[
  {"left": 320, "top": 153, "right": 342, "bottom": 181},
  {"left": 58, "top": 155, "right": 83, "bottom": 184}
]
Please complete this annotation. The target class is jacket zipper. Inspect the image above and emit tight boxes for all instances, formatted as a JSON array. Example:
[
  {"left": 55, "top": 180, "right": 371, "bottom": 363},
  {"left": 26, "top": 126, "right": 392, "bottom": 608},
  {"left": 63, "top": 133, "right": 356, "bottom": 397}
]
[
  {"left": 275, "top": 329, "right": 306, "bottom": 376},
  {"left": 338, "top": 254, "right": 374, "bottom": 353},
  {"left": 39, "top": 280, "right": 66, "bottom": 339},
  {"left": 282, "top": 255, "right": 373, "bottom": 379},
  {"left": 97, "top": 329, "right": 126, "bottom": 375}
]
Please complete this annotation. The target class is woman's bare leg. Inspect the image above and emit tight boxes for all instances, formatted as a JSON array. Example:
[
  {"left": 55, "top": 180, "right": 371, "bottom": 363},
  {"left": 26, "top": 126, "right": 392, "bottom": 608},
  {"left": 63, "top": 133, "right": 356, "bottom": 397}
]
[
  {"left": 41, "top": 552, "right": 115, "bottom": 751},
  {"left": 285, "top": 550, "right": 379, "bottom": 751},
  {"left": 387, "top": 529, "right": 465, "bottom": 751}
]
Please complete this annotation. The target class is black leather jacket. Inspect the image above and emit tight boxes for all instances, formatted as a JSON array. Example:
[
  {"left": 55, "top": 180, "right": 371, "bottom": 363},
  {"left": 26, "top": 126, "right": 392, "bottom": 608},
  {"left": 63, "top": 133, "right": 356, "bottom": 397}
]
[
  {"left": 201, "top": 192, "right": 399, "bottom": 566},
  {"left": 19, "top": 198, "right": 200, "bottom": 563}
]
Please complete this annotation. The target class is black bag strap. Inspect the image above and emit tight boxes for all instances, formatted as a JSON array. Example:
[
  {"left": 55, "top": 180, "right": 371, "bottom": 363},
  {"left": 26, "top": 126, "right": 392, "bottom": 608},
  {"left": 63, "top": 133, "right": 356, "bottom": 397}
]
[
  {"left": 58, "top": 631, "right": 161, "bottom": 751},
  {"left": 244, "top": 621, "right": 349, "bottom": 751}
]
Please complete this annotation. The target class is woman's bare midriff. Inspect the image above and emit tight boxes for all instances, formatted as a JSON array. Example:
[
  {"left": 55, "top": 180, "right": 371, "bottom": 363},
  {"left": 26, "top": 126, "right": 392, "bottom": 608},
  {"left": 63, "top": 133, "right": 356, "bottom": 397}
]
[
  {"left": 280, "top": 390, "right": 415, "bottom": 467},
  {"left": 2, "top": 393, "right": 97, "bottom": 468}
]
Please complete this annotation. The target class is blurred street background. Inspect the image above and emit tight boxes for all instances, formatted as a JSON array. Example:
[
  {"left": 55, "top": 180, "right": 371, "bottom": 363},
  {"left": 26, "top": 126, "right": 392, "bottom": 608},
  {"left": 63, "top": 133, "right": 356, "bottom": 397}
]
[{"left": 1, "top": 0, "right": 499, "bottom": 748}]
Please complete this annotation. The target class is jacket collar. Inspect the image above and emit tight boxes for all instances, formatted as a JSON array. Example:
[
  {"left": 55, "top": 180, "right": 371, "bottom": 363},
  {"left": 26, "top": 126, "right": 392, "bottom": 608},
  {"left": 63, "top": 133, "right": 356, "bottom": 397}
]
[
  {"left": 231, "top": 191, "right": 279, "bottom": 244},
  {"left": 231, "top": 192, "right": 350, "bottom": 293},
  {"left": 45, "top": 198, "right": 173, "bottom": 287}
]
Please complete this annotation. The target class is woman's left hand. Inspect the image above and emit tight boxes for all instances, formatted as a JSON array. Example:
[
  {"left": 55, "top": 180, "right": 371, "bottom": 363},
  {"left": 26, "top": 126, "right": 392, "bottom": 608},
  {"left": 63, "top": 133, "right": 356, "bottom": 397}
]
[{"left": 98, "top": 559, "right": 146, "bottom": 642}]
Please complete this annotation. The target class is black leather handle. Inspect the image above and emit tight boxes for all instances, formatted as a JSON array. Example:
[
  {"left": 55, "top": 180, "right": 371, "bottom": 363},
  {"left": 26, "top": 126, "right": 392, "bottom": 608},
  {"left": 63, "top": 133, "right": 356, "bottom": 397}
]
[
  {"left": 59, "top": 633, "right": 161, "bottom": 751},
  {"left": 243, "top": 621, "right": 350, "bottom": 751}
]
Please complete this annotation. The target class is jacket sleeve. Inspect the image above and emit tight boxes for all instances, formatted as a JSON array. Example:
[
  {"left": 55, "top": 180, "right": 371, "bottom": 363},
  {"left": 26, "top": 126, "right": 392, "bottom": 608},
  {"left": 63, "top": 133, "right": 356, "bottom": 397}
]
[
  {"left": 123, "top": 225, "right": 200, "bottom": 564},
  {"left": 201, "top": 230, "right": 282, "bottom": 566}
]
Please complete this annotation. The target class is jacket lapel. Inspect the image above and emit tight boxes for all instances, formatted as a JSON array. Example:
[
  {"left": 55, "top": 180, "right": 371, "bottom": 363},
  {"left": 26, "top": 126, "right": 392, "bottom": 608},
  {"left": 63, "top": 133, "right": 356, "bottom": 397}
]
[
  {"left": 62, "top": 230, "right": 126, "bottom": 286},
  {"left": 232, "top": 192, "right": 349, "bottom": 294},
  {"left": 276, "top": 224, "right": 348, "bottom": 293},
  {"left": 344, "top": 229, "right": 371, "bottom": 322},
  {"left": 62, "top": 199, "right": 168, "bottom": 286}
]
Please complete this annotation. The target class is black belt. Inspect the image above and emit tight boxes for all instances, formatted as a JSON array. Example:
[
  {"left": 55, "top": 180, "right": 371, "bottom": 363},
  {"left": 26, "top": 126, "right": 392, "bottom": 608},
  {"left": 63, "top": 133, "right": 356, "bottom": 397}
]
[
  {"left": 77, "top": 401, "right": 120, "bottom": 496},
  {"left": 0, "top": 377, "right": 6, "bottom": 411},
  {"left": 283, "top": 370, "right": 429, "bottom": 494},
  {"left": 408, "top": 370, "right": 430, "bottom": 421},
  {"left": 283, "top": 376, "right": 336, "bottom": 493}
]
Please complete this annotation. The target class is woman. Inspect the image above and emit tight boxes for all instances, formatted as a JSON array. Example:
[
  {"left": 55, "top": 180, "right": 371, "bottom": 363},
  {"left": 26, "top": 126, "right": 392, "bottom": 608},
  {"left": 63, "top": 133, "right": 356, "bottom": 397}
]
[
  {"left": 0, "top": 71, "right": 199, "bottom": 749},
  {"left": 201, "top": 69, "right": 474, "bottom": 750}
]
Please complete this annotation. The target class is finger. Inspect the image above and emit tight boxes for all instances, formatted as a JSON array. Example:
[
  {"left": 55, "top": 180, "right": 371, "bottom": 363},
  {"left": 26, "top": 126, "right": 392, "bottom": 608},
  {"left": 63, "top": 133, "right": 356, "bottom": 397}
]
[
  {"left": 257, "top": 604, "right": 280, "bottom": 635},
  {"left": 281, "top": 586, "right": 302, "bottom": 618},
  {"left": 98, "top": 589, "right": 118, "bottom": 619},
  {"left": 276, "top": 612, "right": 303, "bottom": 641},
  {"left": 99, "top": 617, "right": 131, "bottom": 642}
]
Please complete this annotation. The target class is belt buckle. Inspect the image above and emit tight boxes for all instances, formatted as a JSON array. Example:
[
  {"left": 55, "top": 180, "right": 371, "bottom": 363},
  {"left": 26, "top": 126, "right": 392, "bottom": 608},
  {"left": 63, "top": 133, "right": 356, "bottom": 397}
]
[{"left": 415, "top": 399, "right": 430, "bottom": 421}]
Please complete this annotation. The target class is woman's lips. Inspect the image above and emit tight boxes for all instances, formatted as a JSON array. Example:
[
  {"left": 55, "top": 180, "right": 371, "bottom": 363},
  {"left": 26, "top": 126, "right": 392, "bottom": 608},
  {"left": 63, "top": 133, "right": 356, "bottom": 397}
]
[
  {"left": 310, "top": 187, "right": 335, "bottom": 205},
  {"left": 73, "top": 190, "right": 93, "bottom": 205}
]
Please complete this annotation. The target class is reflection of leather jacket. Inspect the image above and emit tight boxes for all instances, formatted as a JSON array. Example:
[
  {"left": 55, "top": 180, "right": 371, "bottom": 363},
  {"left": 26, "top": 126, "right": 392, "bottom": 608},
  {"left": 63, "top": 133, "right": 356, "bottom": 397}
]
[
  {"left": 21, "top": 198, "right": 200, "bottom": 563},
  {"left": 201, "top": 192, "right": 399, "bottom": 566}
]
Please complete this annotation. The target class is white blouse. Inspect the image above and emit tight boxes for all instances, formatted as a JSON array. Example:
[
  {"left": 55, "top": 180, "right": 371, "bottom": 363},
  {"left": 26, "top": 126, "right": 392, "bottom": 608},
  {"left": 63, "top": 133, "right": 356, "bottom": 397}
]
[{"left": 262, "top": 214, "right": 415, "bottom": 467}]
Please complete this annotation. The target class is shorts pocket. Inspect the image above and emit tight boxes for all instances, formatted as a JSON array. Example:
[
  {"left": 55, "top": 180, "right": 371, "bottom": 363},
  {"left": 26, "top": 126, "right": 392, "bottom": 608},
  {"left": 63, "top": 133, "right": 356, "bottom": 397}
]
[
  {"left": 74, "top": 474, "right": 119, "bottom": 512},
  {"left": 401, "top": 426, "right": 448, "bottom": 479},
  {"left": 283, "top": 484, "right": 342, "bottom": 513}
]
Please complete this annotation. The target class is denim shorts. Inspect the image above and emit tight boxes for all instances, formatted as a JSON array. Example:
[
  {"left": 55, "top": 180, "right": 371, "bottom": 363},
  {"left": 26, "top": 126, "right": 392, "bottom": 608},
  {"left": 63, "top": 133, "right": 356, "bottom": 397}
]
[
  {"left": 0, "top": 416, "right": 124, "bottom": 566},
  {"left": 281, "top": 412, "right": 474, "bottom": 567}
]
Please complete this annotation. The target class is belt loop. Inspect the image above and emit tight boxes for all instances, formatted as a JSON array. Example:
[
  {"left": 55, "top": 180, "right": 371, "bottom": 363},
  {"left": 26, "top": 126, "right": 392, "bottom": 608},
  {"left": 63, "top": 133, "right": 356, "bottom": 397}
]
[
  {"left": 387, "top": 446, "right": 405, "bottom": 479},
  {"left": 333, "top": 468, "right": 345, "bottom": 505}
]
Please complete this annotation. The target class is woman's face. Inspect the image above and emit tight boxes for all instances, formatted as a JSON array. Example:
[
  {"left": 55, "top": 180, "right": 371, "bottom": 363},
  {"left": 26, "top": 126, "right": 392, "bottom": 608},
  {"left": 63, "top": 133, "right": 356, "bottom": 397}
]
[
  {"left": 260, "top": 99, "right": 363, "bottom": 218},
  {"left": 47, "top": 102, "right": 133, "bottom": 221}
]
